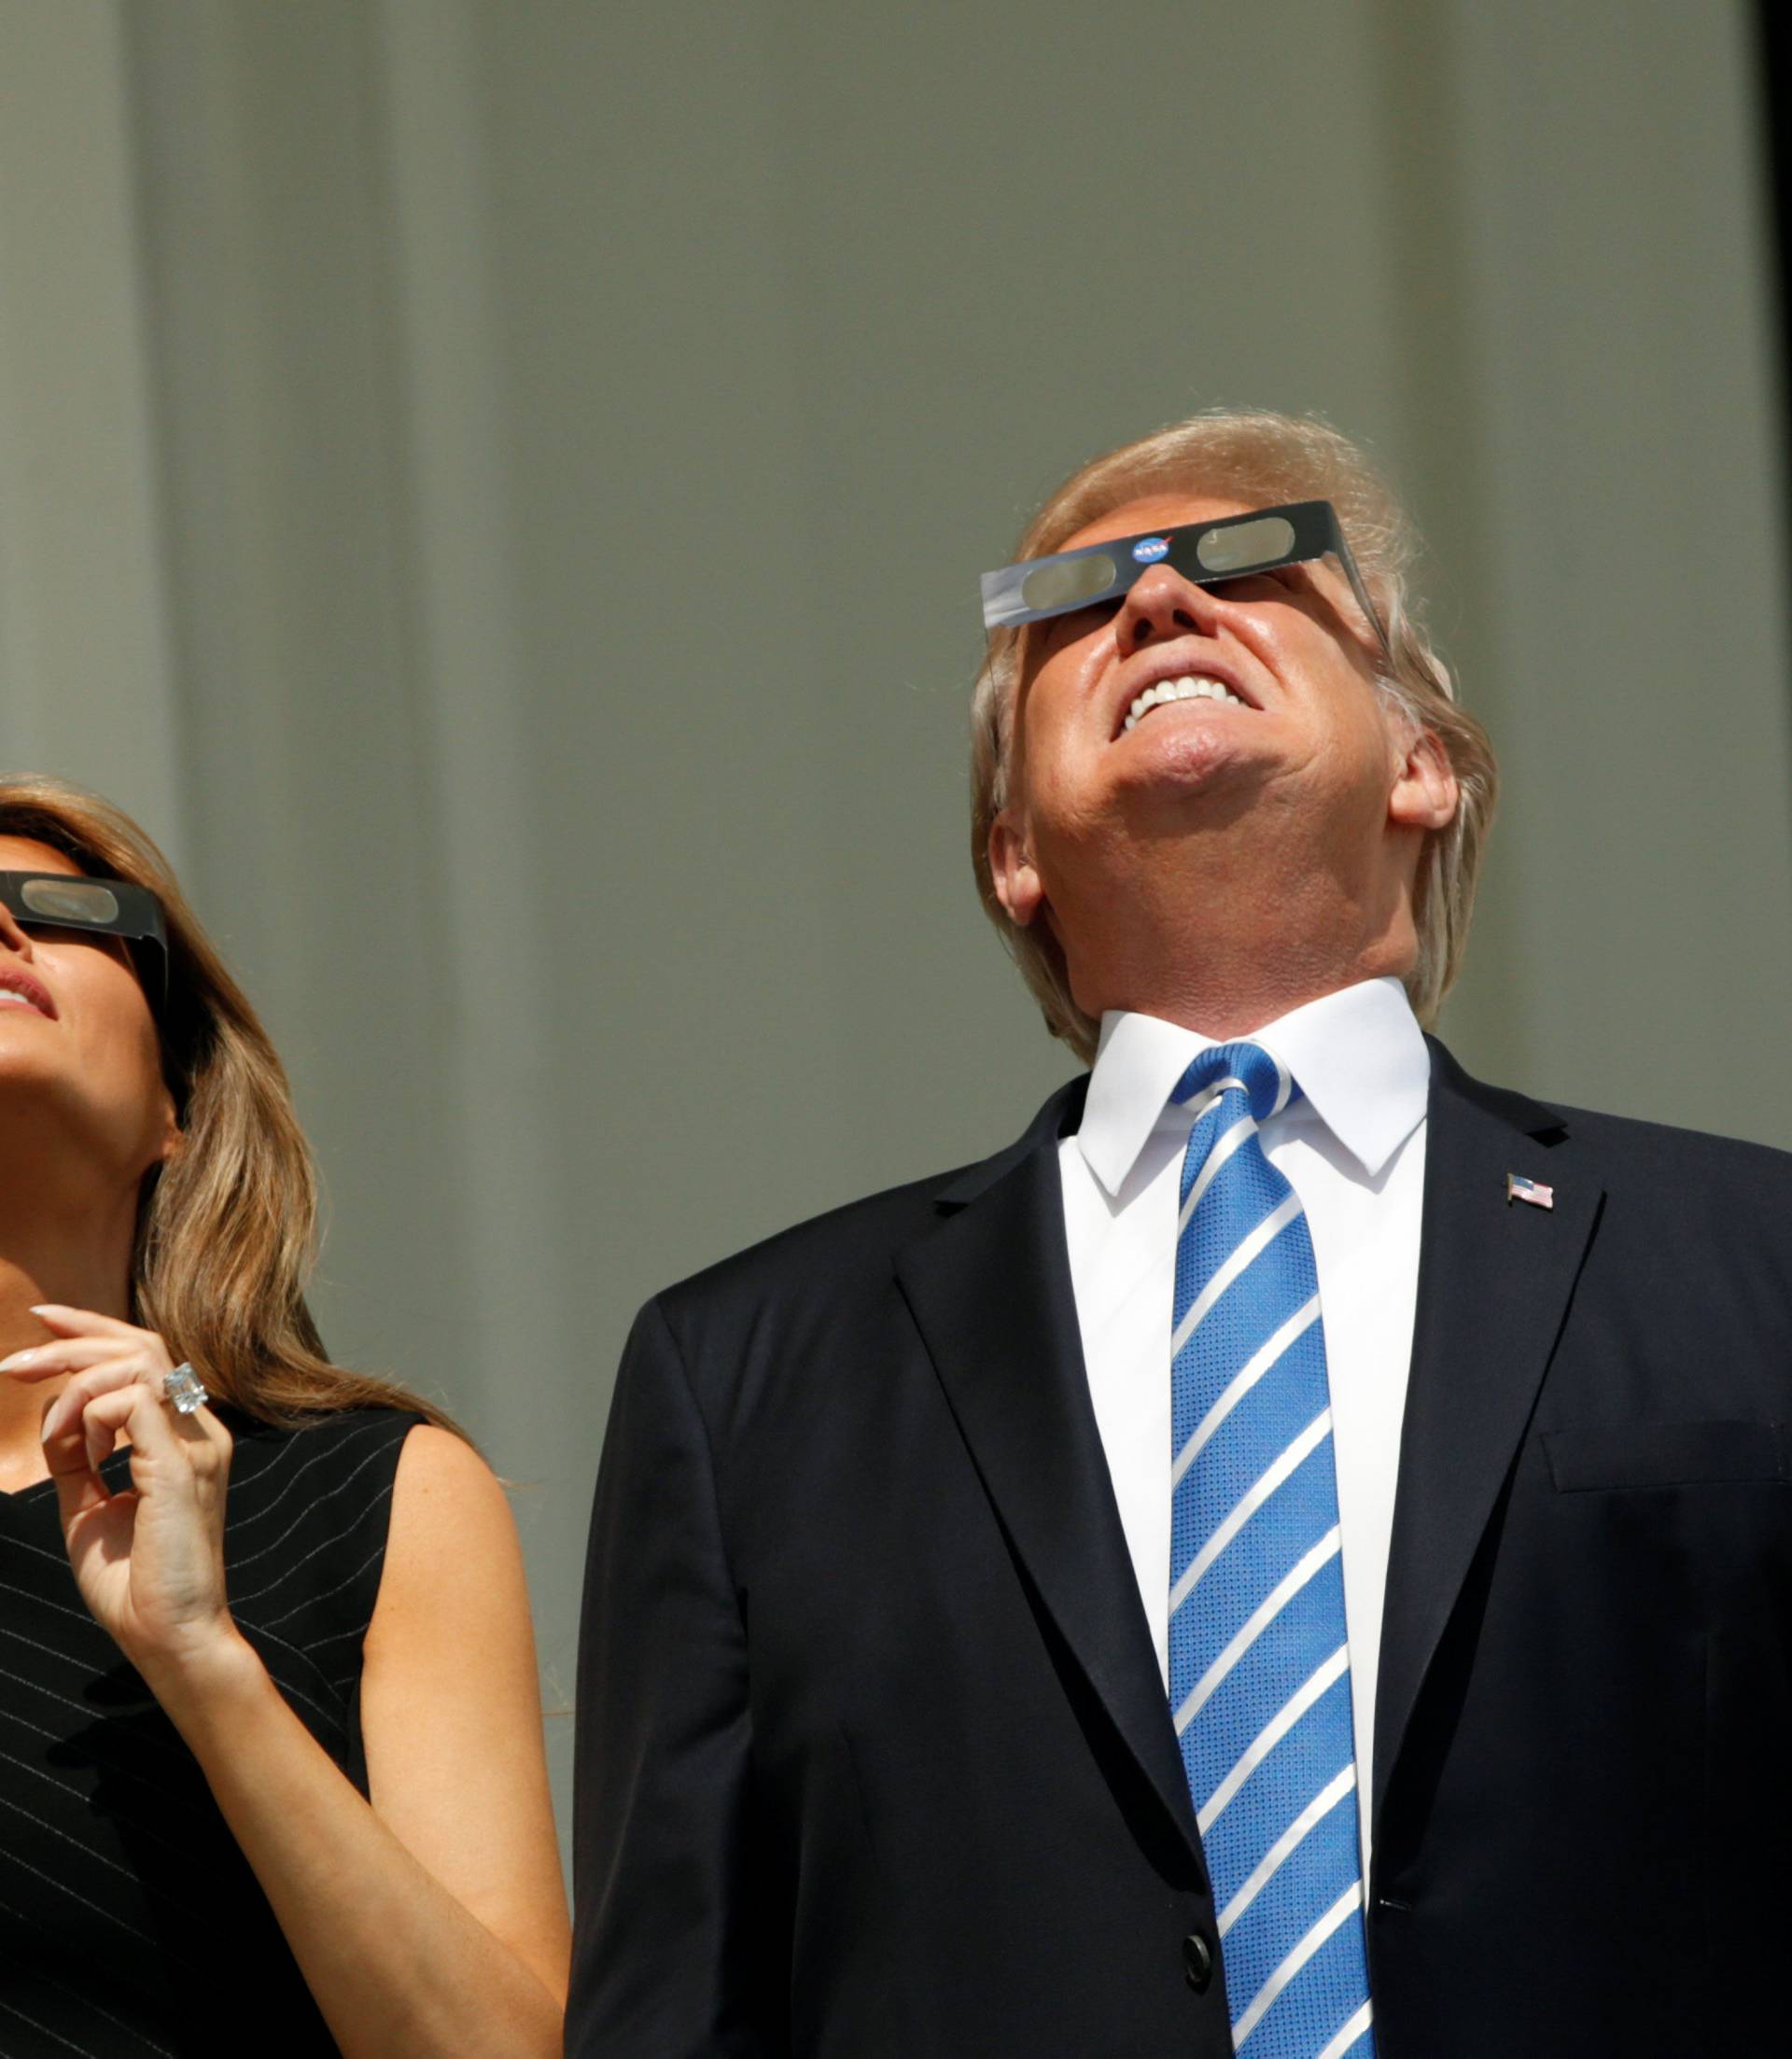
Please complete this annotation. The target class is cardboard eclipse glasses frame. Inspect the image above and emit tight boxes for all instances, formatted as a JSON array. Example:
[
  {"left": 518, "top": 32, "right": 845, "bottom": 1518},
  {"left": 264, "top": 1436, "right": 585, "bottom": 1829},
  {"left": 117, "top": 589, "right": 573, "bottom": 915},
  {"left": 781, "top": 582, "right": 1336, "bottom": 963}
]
[
  {"left": 979, "top": 497, "right": 1391, "bottom": 657},
  {"left": 0, "top": 873, "right": 170, "bottom": 1018}
]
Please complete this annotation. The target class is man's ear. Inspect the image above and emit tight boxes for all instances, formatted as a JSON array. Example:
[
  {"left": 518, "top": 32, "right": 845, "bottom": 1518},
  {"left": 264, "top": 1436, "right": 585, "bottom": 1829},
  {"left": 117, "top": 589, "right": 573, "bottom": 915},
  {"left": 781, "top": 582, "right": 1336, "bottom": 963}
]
[
  {"left": 988, "top": 812, "right": 1046, "bottom": 929},
  {"left": 1389, "top": 725, "right": 1458, "bottom": 833}
]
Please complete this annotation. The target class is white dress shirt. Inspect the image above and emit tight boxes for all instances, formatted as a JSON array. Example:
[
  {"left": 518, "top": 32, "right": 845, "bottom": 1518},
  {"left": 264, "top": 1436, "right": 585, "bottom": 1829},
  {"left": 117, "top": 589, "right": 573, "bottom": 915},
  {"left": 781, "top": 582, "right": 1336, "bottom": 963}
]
[{"left": 1057, "top": 975, "right": 1430, "bottom": 1866}]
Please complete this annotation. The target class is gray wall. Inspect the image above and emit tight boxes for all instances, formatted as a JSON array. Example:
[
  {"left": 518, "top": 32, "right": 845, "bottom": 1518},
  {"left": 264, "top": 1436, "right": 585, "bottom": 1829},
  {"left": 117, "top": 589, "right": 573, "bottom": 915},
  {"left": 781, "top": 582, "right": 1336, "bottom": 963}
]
[{"left": 0, "top": 0, "right": 1785, "bottom": 1848}]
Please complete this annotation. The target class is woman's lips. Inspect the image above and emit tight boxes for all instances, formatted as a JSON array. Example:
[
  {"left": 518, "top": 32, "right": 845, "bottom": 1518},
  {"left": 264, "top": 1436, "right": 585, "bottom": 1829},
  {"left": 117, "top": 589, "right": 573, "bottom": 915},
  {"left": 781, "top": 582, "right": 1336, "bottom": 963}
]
[{"left": 0, "top": 971, "right": 55, "bottom": 1016}]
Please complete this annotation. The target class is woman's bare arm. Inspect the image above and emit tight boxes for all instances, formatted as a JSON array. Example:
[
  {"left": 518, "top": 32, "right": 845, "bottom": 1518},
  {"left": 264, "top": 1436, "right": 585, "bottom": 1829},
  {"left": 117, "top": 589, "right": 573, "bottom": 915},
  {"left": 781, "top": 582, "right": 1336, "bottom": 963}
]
[
  {"left": 157, "top": 1427, "right": 569, "bottom": 2058},
  {"left": 7, "top": 1308, "right": 568, "bottom": 2059}
]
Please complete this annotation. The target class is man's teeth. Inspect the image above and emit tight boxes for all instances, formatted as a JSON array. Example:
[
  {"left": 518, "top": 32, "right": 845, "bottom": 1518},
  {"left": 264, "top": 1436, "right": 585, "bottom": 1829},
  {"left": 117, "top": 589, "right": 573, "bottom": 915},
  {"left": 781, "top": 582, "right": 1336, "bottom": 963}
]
[{"left": 1123, "top": 676, "right": 1248, "bottom": 731}]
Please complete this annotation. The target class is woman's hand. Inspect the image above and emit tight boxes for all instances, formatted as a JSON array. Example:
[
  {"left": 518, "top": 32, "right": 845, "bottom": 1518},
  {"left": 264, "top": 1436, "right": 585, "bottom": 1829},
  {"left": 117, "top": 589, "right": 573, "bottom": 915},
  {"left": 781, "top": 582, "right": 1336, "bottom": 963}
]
[{"left": 0, "top": 1305, "right": 242, "bottom": 1684}]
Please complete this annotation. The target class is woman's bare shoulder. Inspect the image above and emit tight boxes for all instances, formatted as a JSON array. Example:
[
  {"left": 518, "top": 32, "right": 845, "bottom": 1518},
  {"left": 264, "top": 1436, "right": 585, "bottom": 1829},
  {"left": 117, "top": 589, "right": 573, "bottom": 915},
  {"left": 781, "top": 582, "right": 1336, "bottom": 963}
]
[{"left": 367, "top": 1425, "right": 528, "bottom": 1652}]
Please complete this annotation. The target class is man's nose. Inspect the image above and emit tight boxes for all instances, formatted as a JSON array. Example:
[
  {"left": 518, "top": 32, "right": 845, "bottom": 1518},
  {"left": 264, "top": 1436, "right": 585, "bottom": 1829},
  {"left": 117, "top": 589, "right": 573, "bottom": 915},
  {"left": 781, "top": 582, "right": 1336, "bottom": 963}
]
[{"left": 1113, "top": 567, "right": 1220, "bottom": 658}]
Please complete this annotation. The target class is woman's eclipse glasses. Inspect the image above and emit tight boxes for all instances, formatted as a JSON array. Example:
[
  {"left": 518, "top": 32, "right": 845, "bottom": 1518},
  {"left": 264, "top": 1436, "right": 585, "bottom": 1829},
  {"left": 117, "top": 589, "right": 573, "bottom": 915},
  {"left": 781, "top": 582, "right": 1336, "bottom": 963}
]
[
  {"left": 980, "top": 497, "right": 1391, "bottom": 658},
  {"left": 0, "top": 874, "right": 169, "bottom": 1017}
]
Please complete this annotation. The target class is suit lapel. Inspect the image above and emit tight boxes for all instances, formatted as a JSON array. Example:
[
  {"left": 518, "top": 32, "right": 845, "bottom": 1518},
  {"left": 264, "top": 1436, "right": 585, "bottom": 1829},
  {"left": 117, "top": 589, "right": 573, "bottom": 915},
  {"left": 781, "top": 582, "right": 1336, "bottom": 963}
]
[
  {"left": 1373, "top": 1042, "right": 1603, "bottom": 1834},
  {"left": 895, "top": 1087, "right": 1205, "bottom": 1873}
]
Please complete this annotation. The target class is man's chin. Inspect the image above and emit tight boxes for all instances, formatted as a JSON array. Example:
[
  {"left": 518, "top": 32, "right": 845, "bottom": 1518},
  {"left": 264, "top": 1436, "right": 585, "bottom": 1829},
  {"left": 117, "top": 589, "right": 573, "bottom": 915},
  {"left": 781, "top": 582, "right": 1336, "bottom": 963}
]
[{"left": 1105, "top": 727, "right": 1264, "bottom": 813}]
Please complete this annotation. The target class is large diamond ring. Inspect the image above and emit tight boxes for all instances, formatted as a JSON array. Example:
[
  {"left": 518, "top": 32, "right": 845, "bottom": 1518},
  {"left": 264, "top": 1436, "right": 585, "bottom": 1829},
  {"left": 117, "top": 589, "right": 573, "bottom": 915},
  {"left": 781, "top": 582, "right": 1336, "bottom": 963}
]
[{"left": 162, "top": 1363, "right": 209, "bottom": 1416}]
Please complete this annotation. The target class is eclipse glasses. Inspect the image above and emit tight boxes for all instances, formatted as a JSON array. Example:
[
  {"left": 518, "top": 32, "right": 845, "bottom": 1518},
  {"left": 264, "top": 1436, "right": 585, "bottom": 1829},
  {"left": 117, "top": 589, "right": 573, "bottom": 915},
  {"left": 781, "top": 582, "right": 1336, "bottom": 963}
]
[
  {"left": 979, "top": 497, "right": 1390, "bottom": 657},
  {"left": 0, "top": 873, "right": 169, "bottom": 1017}
]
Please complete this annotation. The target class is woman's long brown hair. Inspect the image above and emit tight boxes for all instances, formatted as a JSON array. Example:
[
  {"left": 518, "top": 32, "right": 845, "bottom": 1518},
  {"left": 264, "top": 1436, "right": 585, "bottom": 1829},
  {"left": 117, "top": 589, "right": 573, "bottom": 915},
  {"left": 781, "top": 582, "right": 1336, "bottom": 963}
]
[{"left": 1, "top": 774, "right": 465, "bottom": 1435}]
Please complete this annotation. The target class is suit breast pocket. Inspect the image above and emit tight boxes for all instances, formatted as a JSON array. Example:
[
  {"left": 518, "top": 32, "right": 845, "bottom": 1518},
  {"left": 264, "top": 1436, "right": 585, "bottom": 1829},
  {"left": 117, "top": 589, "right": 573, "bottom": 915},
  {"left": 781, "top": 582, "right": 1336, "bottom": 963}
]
[{"left": 1544, "top": 1419, "right": 1789, "bottom": 1492}]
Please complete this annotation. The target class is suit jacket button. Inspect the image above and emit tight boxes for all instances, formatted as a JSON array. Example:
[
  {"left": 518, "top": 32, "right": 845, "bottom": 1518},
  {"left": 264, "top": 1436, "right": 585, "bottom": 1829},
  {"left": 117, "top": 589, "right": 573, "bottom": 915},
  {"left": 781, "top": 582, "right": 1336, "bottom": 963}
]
[{"left": 1183, "top": 1932, "right": 1213, "bottom": 1993}]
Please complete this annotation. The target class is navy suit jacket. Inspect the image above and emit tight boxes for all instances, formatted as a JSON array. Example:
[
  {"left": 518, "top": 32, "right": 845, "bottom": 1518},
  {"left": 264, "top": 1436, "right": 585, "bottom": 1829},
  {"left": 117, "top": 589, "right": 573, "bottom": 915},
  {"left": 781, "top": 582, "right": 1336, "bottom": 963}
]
[{"left": 567, "top": 1042, "right": 1792, "bottom": 2056}]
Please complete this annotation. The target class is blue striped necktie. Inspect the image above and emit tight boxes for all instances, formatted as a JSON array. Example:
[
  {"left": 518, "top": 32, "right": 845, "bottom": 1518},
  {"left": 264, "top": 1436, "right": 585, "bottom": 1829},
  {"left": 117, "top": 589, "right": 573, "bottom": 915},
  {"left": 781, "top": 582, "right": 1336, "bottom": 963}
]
[{"left": 1167, "top": 1042, "right": 1375, "bottom": 2059}]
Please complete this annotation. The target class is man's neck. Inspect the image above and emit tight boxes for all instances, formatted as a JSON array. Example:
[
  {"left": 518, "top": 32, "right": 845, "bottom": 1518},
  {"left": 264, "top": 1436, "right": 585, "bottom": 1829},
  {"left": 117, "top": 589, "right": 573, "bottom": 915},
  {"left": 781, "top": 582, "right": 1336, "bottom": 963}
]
[
  {"left": 1094, "top": 954, "right": 1396, "bottom": 1044},
  {"left": 1061, "top": 913, "right": 1412, "bottom": 1046},
  {"left": 1047, "top": 835, "right": 1417, "bottom": 1044}
]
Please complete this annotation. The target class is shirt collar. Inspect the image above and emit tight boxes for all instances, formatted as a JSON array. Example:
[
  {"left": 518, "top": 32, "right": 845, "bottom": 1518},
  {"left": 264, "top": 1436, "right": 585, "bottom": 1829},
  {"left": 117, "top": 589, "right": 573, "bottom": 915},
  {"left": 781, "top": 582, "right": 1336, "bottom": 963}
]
[{"left": 1075, "top": 975, "right": 1431, "bottom": 1197}]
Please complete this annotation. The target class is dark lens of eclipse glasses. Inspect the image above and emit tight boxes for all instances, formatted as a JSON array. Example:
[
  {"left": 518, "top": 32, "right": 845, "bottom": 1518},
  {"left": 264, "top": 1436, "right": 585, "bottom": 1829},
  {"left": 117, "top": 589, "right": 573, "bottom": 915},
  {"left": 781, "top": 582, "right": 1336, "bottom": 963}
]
[
  {"left": 1192, "top": 514, "right": 1297, "bottom": 574},
  {"left": 19, "top": 878, "right": 122, "bottom": 926},
  {"left": 1018, "top": 552, "right": 1121, "bottom": 618}
]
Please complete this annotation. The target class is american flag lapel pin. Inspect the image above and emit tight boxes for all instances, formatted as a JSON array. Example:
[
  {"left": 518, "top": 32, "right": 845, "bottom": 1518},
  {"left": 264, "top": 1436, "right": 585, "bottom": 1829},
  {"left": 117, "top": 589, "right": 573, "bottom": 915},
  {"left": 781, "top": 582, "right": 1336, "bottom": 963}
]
[{"left": 1507, "top": 1172, "right": 1554, "bottom": 1210}]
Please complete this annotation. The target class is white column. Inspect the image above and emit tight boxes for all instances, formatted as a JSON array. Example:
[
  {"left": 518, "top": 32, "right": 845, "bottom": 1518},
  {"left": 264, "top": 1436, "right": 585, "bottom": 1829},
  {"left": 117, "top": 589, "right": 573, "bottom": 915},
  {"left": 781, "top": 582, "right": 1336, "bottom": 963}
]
[
  {"left": 1419, "top": 0, "right": 1792, "bottom": 1142},
  {"left": 0, "top": 0, "right": 184, "bottom": 860},
  {"left": 374, "top": 0, "right": 589, "bottom": 1820}
]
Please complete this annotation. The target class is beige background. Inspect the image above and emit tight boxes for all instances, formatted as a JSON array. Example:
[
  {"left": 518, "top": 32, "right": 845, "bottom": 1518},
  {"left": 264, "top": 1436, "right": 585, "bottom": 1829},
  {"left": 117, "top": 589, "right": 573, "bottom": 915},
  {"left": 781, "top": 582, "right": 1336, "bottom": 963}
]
[{"left": 1, "top": 0, "right": 1785, "bottom": 1847}]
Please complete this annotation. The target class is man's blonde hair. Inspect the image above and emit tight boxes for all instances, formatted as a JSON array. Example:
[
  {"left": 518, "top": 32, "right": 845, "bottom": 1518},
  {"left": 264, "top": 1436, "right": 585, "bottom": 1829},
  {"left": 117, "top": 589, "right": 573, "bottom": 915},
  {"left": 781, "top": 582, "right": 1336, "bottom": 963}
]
[{"left": 970, "top": 408, "right": 1498, "bottom": 1062}]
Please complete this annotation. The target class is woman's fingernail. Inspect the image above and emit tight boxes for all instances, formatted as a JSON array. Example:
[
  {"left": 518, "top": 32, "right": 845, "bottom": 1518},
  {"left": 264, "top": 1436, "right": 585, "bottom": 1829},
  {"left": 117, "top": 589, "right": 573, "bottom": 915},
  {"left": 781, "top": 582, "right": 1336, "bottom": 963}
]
[{"left": 0, "top": 1350, "right": 35, "bottom": 1371}]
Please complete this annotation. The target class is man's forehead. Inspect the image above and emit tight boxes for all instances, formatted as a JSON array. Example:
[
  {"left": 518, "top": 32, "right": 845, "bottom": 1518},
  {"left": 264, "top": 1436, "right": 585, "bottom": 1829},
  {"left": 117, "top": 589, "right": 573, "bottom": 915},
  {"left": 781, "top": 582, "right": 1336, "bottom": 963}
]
[{"left": 1057, "top": 491, "right": 1253, "bottom": 557}]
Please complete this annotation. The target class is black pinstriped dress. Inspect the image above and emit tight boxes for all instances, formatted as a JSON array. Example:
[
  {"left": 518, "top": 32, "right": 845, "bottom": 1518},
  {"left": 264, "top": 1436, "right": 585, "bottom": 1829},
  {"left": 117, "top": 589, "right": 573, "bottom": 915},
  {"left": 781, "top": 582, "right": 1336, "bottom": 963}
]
[{"left": 0, "top": 1405, "right": 421, "bottom": 2057}]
